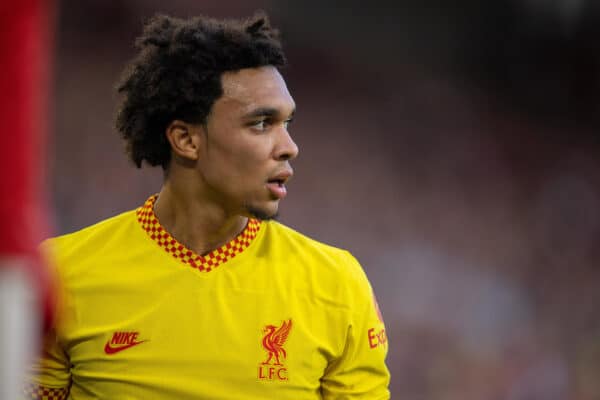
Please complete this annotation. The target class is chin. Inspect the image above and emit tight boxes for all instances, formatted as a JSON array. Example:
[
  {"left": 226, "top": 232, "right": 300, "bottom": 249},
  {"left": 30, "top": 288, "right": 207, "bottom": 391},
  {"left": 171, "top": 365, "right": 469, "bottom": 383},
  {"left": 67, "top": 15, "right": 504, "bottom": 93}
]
[{"left": 246, "top": 204, "right": 279, "bottom": 221}]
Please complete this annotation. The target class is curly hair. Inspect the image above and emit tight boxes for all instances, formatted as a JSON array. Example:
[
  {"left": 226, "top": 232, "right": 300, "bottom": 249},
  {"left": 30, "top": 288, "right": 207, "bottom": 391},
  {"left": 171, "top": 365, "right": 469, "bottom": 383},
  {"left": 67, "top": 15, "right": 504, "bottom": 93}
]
[{"left": 115, "top": 12, "right": 287, "bottom": 169}]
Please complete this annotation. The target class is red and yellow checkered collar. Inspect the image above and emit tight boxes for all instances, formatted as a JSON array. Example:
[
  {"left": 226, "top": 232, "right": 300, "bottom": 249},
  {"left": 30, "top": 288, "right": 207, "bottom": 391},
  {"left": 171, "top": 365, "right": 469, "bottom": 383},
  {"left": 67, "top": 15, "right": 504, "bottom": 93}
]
[{"left": 136, "top": 195, "right": 261, "bottom": 272}]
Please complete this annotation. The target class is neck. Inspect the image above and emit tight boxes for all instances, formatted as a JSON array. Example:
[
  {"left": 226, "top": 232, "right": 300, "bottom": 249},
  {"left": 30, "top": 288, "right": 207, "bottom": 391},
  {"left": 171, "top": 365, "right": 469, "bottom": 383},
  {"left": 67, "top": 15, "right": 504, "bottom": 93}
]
[{"left": 153, "top": 181, "right": 248, "bottom": 256}]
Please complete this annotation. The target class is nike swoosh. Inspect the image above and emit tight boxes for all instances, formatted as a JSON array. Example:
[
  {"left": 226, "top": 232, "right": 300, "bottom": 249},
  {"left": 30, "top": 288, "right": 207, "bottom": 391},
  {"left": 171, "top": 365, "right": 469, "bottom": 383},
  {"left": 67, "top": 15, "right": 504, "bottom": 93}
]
[{"left": 104, "top": 340, "right": 146, "bottom": 355}]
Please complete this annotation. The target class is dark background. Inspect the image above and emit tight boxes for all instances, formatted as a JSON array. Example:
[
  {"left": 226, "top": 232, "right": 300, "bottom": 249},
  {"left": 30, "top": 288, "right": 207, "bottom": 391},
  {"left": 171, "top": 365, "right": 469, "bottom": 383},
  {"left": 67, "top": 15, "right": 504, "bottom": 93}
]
[{"left": 50, "top": 1, "right": 600, "bottom": 398}]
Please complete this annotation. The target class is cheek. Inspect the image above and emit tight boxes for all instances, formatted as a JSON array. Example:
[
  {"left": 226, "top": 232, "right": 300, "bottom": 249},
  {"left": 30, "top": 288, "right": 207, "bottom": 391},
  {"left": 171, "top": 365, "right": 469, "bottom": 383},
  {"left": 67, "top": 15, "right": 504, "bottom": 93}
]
[
  {"left": 205, "top": 142, "right": 267, "bottom": 186},
  {"left": 226, "top": 135, "right": 272, "bottom": 168}
]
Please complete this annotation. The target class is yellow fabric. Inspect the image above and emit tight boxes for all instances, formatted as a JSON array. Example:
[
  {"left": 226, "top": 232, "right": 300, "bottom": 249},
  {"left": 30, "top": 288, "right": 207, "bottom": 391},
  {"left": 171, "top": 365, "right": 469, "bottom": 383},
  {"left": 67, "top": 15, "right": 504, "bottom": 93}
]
[{"left": 28, "top": 198, "right": 390, "bottom": 399}]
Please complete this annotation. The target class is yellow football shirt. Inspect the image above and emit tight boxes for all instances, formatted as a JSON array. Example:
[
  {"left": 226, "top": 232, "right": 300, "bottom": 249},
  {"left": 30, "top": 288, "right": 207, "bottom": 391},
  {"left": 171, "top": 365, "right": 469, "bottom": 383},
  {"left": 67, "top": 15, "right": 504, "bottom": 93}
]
[{"left": 25, "top": 195, "right": 390, "bottom": 399}]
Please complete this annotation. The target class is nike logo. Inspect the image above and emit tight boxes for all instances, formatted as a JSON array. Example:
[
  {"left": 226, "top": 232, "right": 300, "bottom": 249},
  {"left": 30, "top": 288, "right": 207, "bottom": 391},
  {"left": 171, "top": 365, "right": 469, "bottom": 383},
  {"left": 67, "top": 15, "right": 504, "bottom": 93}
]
[
  {"left": 104, "top": 340, "right": 146, "bottom": 354},
  {"left": 104, "top": 331, "right": 147, "bottom": 355}
]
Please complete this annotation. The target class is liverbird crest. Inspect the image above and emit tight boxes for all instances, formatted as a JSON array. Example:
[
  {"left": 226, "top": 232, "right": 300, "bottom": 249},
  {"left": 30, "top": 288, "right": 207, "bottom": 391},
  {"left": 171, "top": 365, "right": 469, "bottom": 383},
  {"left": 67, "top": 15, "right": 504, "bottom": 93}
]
[{"left": 261, "top": 319, "right": 292, "bottom": 365}]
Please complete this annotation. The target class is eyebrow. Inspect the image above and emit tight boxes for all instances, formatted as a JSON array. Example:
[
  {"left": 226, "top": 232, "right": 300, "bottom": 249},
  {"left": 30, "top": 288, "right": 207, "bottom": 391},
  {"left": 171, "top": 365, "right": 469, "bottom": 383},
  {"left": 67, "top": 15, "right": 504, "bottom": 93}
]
[{"left": 243, "top": 107, "right": 296, "bottom": 119}]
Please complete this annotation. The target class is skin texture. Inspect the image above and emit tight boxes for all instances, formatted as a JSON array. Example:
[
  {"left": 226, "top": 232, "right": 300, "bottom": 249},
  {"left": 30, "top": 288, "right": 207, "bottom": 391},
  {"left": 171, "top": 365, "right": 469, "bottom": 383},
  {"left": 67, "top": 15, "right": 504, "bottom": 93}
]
[{"left": 153, "top": 66, "right": 298, "bottom": 255}]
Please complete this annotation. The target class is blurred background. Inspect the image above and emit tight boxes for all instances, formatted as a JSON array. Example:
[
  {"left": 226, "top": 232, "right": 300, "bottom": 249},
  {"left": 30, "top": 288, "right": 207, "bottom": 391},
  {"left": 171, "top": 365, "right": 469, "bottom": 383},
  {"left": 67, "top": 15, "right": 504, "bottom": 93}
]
[{"left": 48, "top": 0, "right": 600, "bottom": 398}]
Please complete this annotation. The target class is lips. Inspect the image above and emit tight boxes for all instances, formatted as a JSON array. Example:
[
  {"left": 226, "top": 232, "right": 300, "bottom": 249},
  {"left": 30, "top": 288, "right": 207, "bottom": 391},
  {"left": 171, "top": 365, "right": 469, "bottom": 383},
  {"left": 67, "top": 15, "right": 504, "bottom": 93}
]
[{"left": 266, "top": 169, "right": 293, "bottom": 199}]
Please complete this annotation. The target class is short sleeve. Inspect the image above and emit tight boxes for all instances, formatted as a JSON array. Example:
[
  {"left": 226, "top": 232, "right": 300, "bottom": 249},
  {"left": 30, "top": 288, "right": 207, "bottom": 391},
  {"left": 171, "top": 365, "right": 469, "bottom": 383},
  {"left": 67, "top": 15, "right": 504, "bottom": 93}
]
[
  {"left": 22, "top": 327, "right": 71, "bottom": 399},
  {"left": 321, "top": 252, "right": 390, "bottom": 399},
  {"left": 21, "top": 241, "right": 71, "bottom": 399}
]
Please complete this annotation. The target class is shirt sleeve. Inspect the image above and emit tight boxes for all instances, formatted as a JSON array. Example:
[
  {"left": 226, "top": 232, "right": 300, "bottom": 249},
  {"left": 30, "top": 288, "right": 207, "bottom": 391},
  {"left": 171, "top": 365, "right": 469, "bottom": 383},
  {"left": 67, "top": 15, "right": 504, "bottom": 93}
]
[
  {"left": 321, "top": 252, "right": 391, "bottom": 400},
  {"left": 21, "top": 241, "right": 71, "bottom": 400},
  {"left": 22, "top": 328, "right": 71, "bottom": 400}
]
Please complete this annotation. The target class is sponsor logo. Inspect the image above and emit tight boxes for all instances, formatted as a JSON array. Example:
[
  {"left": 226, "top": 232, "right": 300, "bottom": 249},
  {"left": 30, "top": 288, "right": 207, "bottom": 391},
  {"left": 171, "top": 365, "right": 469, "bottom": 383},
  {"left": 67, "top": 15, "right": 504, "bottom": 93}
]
[
  {"left": 104, "top": 331, "right": 146, "bottom": 355},
  {"left": 369, "top": 292, "right": 387, "bottom": 349},
  {"left": 368, "top": 327, "right": 387, "bottom": 349},
  {"left": 258, "top": 319, "right": 292, "bottom": 381}
]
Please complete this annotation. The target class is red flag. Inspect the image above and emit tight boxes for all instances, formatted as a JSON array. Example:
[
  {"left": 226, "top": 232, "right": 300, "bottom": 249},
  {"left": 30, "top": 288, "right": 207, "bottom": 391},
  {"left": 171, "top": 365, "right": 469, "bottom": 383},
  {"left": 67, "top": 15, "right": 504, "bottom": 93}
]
[{"left": 0, "top": 0, "right": 56, "bottom": 331}]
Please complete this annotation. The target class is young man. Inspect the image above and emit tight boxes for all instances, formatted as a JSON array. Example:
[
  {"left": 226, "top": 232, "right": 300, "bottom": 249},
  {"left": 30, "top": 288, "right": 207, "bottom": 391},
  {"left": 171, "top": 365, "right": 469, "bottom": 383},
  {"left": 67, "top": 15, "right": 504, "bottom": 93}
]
[{"left": 26, "top": 13, "right": 390, "bottom": 399}]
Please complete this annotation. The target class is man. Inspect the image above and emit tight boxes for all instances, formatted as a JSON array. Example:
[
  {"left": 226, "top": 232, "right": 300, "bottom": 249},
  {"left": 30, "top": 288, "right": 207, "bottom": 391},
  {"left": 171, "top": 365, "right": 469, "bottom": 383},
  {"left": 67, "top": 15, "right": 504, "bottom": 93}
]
[{"left": 26, "top": 12, "right": 390, "bottom": 399}]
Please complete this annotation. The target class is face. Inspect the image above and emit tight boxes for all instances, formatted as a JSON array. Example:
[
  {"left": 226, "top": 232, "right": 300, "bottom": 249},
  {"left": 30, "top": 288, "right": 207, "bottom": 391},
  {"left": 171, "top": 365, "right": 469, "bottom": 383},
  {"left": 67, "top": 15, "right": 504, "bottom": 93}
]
[{"left": 194, "top": 66, "right": 298, "bottom": 220}]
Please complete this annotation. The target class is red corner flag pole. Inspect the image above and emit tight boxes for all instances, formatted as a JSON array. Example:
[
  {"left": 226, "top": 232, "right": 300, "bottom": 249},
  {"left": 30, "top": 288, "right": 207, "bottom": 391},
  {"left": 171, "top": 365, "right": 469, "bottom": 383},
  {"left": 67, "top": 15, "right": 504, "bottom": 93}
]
[{"left": 0, "top": 0, "right": 56, "bottom": 398}]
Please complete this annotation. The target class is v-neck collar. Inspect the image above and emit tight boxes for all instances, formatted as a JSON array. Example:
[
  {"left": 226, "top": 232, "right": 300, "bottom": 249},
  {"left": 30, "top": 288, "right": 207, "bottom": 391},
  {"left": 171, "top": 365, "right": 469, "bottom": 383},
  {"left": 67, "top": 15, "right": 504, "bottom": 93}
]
[{"left": 136, "top": 195, "right": 261, "bottom": 272}]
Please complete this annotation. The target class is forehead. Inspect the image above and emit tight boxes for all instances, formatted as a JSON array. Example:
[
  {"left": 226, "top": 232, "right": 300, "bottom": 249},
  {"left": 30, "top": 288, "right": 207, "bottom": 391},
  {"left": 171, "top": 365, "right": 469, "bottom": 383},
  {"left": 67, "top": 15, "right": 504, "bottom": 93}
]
[{"left": 218, "top": 66, "right": 295, "bottom": 115}]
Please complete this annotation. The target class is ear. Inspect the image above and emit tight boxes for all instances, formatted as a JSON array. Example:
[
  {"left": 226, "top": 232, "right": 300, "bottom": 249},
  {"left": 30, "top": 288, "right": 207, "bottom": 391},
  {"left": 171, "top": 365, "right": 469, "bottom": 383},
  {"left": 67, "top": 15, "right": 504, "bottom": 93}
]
[{"left": 165, "top": 120, "right": 203, "bottom": 161}]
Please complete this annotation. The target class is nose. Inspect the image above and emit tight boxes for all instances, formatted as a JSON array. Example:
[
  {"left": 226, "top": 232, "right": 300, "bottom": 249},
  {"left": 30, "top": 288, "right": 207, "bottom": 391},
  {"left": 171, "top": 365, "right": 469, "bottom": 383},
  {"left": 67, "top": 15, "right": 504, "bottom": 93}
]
[{"left": 274, "top": 128, "right": 299, "bottom": 161}]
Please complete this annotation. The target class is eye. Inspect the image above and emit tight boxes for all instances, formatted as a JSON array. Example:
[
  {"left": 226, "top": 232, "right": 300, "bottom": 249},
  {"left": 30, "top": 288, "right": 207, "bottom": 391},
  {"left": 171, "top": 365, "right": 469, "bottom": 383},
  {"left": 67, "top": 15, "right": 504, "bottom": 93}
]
[
  {"left": 283, "top": 118, "right": 294, "bottom": 130},
  {"left": 251, "top": 119, "right": 269, "bottom": 131}
]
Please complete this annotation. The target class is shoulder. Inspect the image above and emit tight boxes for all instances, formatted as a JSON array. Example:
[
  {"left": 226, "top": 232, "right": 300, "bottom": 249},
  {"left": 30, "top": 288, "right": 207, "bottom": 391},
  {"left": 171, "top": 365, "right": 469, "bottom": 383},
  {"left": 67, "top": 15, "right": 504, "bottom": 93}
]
[
  {"left": 260, "top": 220, "right": 371, "bottom": 292},
  {"left": 41, "top": 209, "right": 139, "bottom": 267},
  {"left": 261, "top": 220, "right": 352, "bottom": 262}
]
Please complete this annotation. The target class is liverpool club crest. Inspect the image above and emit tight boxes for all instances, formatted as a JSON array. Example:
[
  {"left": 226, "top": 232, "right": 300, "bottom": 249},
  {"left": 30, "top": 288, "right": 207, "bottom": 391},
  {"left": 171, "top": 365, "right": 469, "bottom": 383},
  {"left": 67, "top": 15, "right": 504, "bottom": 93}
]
[{"left": 258, "top": 319, "right": 292, "bottom": 381}]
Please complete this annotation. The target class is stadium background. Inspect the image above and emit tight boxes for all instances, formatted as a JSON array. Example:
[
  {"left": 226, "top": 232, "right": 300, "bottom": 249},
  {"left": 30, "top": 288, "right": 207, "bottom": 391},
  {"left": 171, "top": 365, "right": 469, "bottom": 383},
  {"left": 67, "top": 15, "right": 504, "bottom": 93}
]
[{"left": 48, "top": 1, "right": 600, "bottom": 398}]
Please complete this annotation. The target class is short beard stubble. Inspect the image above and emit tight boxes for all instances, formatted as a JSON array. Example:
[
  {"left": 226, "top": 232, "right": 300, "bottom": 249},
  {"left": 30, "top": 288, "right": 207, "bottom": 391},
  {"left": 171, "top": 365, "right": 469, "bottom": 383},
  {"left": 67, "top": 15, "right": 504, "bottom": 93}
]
[{"left": 246, "top": 206, "right": 279, "bottom": 221}]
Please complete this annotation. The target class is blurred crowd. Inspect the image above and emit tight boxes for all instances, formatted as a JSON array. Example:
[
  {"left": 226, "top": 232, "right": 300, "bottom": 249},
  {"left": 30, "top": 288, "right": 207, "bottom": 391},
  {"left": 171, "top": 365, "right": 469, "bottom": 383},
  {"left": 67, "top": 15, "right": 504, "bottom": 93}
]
[{"left": 49, "top": 1, "right": 600, "bottom": 398}]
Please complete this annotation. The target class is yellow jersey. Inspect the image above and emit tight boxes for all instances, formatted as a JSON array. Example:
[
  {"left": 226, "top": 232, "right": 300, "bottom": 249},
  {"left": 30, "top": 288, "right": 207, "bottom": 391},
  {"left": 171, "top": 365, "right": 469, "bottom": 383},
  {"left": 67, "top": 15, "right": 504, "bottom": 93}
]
[{"left": 25, "top": 195, "right": 390, "bottom": 399}]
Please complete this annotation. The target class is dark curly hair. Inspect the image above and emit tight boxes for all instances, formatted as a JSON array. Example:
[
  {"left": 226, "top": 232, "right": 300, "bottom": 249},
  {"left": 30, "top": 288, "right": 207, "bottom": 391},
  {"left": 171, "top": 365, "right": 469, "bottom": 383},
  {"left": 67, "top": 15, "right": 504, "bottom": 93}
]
[{"left": 115, "top": 12, "right": 286, "bottom": 169}]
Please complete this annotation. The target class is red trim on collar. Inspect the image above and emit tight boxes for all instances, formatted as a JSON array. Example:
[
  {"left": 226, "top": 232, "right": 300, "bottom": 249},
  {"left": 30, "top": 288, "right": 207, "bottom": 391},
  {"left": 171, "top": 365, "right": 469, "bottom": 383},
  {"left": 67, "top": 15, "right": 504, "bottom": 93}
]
[{"left": 136, "top": 195, "right": 261, "bottom": 272}]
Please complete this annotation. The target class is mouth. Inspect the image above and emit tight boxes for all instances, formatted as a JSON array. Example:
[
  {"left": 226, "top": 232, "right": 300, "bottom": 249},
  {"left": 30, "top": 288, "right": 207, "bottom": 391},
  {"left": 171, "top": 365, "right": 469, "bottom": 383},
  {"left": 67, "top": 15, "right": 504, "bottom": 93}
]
[
  {"left": 266, "top": 170, "right": 293, "bottom": 199},
  {"left": 267, "top": 177, "right": 286, "bottom": 187}
]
